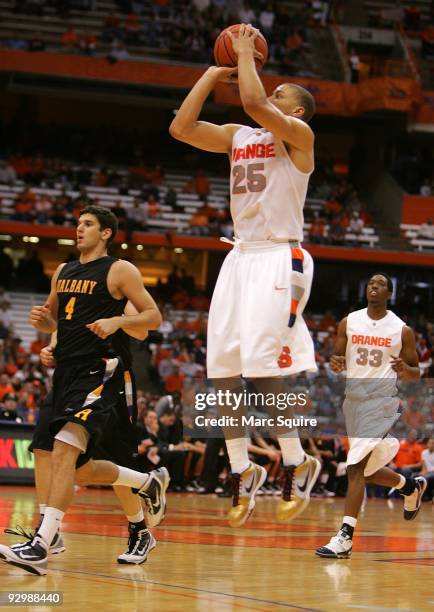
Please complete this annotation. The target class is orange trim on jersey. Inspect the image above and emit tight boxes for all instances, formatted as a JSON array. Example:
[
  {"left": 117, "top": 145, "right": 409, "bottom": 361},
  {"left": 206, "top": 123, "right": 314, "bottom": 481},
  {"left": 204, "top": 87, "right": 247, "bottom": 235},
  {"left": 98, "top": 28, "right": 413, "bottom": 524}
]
[
  {"left": 290, "top": 298, "right": 299, "bottom": 315},
  {"left": 291, "top": 247, "right": 304, "bottom": 261}
]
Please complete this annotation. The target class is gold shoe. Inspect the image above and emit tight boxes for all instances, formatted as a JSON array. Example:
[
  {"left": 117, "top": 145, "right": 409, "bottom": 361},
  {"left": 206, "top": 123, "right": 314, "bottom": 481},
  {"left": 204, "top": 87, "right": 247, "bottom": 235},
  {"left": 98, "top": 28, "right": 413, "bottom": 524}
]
[
  {"left": 228, "top": 463, "right": 267, "bottom": 528},
  {"left": 276, "top": 455, "right": 321, "bottom": 522}
]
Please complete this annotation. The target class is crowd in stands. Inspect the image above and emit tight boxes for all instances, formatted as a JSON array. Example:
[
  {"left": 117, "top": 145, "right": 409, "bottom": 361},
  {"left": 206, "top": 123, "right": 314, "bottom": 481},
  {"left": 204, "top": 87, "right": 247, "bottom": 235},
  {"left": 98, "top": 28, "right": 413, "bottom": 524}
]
[
  {"left": 1, "top": 275, "right": 432, "bottom": 500},
  {"left": 1, "top": 0, "right": 333, "bottom": 76},
  {"left": 1, "top": 153, "right": 378, "bottom": 246}
]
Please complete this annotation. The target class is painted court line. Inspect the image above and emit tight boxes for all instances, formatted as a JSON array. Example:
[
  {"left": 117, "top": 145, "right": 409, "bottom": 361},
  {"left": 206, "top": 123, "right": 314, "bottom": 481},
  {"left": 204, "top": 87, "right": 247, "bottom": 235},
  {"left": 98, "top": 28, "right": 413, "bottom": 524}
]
[{"left": 53, "top": 568, "right": 323, "bottom": 611}]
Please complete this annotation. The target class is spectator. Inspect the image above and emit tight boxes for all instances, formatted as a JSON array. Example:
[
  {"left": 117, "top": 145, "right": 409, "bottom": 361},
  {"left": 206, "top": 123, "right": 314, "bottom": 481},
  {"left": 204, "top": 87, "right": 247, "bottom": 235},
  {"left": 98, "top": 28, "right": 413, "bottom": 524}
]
[
  {"left": 308, "top": 213, "right": 327, "bottom": 244},
  {"left": 418, "top": 218, "right": 434, "bottom": 239},
  {"left": 419, "top": 179, "right": 432, "bottom": 197},
  {"left": 126, "top": 198, "right": 147, "bottom": 237},
  {"left": 107, "top": 40, "right": 130, "bottom": 63},
  {"left": 0, "top": 161, "right": 17, "bottom": 184},
  {"left": 0, "top": 393, "right": 26, "bottom": 423},
  {"left": 420, "top": 438, "right": 434, "bottom": 500},
  {"left": 61, "top": 27, "right": 79, "bottom": 51},
  {"left": 28, "top": 33, "right": 45, "bottom": 52},
  {"left": 349, "top": 211, "right": 364, "bottom": 234},
  {"left": 0, "top": 250, "right": 14, "bottom": 288},
  {"left": 0, "top": 374, "right": 14, "bottom": 401},
  {"left": 390, "top": 430, "right": 424, "bottom": 479},
  {"left": 259, "top": 3, "right": 275, "bottom": 36},
  {"left": 194, "top": 170, "right": 210, "bottom": 197},
  {"left": 146, "top": 194, "right": 160, "bottom": 218},
  {"left": 349, "top": 48, "right": 360, "bottom": 83}
]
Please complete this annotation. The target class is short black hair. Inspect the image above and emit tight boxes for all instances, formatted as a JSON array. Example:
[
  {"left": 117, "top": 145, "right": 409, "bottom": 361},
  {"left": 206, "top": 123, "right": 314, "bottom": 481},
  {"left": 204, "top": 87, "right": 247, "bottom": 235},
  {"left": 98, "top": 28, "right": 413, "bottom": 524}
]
[
  {"left": 285, "top": 83, "right": 316, "bottom": 122},
  {"left": 369, "top": 272, "right": 394, "bottom": 292},
  {"left": 79, "top": 205, "right": 118, "bottom": 246}
]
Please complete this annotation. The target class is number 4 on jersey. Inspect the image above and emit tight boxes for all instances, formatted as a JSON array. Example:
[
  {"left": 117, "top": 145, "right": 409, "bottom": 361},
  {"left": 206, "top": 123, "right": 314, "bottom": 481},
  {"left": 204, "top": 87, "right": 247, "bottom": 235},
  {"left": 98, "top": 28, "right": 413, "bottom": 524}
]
[{"left": 65, "top": 297, "right": 76, "bottom": 320}]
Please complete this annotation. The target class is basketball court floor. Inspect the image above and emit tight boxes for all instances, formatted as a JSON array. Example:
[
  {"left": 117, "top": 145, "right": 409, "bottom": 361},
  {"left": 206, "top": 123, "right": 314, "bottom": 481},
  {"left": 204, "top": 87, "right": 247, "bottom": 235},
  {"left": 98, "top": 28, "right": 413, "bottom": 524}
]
[{"left": 1, "top": 486, "right": 433, "bottom": 611}]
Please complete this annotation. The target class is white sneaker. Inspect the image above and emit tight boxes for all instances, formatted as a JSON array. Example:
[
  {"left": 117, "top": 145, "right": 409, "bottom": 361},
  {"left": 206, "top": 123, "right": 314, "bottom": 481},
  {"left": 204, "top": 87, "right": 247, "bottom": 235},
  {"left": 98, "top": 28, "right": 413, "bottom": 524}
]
[
  {"left": 117, "top": 528, "right": 156, "bottom": 565},
  {"left": 316, "top": 530, "right": 352, "bottom": 559},
  {"left": 403, "top": 476, "right": 427, "bottom": 521},
  {"left": 138, "top": 467, "right": 170, "bottom": 528}
]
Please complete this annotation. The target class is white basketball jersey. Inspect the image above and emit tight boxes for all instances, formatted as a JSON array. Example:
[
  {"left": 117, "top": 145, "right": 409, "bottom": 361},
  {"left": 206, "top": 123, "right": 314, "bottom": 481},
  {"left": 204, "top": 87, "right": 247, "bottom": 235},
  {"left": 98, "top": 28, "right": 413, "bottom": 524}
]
[
  {"left": 230, "top": 126, "right": 311, "bottom": 242},
  {"left": 345, "top": 308, "right": 405, "bottom": 397}
]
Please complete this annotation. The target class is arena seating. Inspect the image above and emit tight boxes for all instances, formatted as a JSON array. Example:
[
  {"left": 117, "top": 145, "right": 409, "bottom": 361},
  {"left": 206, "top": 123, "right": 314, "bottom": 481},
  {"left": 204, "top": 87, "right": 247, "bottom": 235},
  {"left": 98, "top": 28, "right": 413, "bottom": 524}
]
[
  {"left": 0, "top": 173, "right": 381, "bottom": 247},
  {"left": 401, "top": 223, "right": 434, "bottom": 251}
]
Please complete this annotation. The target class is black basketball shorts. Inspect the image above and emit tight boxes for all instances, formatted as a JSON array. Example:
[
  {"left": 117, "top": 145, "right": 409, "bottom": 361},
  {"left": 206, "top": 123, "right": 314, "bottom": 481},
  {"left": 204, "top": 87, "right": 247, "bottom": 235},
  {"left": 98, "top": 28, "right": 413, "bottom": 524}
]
[{"left": 31, "top": 358, "right": 139, "bottom": 469}]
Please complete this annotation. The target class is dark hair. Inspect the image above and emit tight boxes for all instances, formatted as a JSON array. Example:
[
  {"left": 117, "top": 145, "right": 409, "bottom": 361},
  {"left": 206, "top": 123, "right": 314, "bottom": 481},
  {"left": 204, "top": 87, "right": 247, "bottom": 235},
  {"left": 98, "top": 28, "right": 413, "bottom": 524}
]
[
  {"left": 79, "top": 205, "right": 118, "bottom": 246},
  {"left": 285, "top": 83, "right": 316, "bottom": 122},
  {"left": 370, "top": 272, "right": 394, "bottom": 292}
]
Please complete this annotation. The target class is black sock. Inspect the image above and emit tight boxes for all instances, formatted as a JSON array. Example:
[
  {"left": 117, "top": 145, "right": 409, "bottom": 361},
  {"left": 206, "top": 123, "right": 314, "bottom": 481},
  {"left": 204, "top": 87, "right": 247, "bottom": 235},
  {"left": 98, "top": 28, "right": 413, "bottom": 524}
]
[
  {"left": 129, "top": 520, "right": 147, "bottom": 531},
  {"left": 400, "top": 478, "right": 416, "bottom": 496},
  {"left": 340, "top": 523, "right": 354, "bottom": 539}
]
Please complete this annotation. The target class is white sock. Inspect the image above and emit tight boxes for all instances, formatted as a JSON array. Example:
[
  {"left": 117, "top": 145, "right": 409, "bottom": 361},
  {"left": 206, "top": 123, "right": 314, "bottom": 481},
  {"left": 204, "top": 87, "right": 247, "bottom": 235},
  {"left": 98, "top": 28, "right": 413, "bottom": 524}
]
[
  {"left": 39, "top": 504, "right": 46, "bottom": 516},
  {"left": 342, "top": 515, "right": 357, "bottom": 528},
  {"left": 394, "top": 474, "right": 406, "bottom": 490},
  {"left": 278, "top": 433, "right": 305, "bottom": 466},
  {"left": 127, "top": 509, "right": 145, "bottom": 524},
  {"left": 113, "top": 466, "right": 149, "bottom": 489},
  {"left": 37, "top": 507, "right": 64, "bottom": 548},
  {"left": 226, "top": 438, "right": 250, "bottom": 474}
]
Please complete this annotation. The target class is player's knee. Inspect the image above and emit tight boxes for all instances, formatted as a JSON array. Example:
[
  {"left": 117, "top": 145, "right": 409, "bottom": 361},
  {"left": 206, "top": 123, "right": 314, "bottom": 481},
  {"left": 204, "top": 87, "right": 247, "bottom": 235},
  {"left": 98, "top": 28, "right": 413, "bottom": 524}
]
[
  {"left": 347, "top": 462, "right": 365, "bottom": 481},
  {"left": 52, "top": 439, "right": 81, "bottom": 468},
  {"left": 75, "top": 462, "right": 94, "bottom": 486}
]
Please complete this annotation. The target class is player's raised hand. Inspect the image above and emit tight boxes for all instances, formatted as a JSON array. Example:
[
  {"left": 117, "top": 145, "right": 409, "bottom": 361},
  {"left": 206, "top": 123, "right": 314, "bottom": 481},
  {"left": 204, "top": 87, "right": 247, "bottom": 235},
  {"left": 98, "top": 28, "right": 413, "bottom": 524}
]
[
  {"left": 227, "top": 24, "right": 262, "bottom": 58},
  {"left": 40, "top": 345, "right": 56, "bottom": 368},
  {"left": 86, "top": 317, "right": 120, "bottom": 339},
  {"left": 330, "top": 354, "right": 346, "bottom": 373},
  {"left": 207, "top": 66, "right": 239, "bottom": 83}
]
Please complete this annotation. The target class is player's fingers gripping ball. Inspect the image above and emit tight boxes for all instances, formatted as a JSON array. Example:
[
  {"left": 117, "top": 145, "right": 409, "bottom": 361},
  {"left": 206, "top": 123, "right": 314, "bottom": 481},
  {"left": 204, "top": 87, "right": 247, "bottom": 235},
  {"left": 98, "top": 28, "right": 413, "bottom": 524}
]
[{"left": 214, "top": 23, "right": 268, "bottom": 69}]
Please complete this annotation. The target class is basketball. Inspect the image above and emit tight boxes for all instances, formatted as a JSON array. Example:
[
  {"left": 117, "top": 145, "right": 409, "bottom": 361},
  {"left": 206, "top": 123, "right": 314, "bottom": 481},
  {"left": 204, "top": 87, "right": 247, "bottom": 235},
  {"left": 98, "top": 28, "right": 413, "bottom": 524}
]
[{"left": 213, "top": 24, "right": 268, "bottom": 70}]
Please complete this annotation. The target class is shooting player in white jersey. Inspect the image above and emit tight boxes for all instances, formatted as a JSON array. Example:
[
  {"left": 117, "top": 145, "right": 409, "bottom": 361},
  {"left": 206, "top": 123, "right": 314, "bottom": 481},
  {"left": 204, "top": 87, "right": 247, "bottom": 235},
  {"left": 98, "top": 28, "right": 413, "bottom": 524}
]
[
  {"left": 316, "top": 273, "right": 426, "bottom": 559},
  {"left": 170, "top": 24, "right": 320, "bottom": 527}
]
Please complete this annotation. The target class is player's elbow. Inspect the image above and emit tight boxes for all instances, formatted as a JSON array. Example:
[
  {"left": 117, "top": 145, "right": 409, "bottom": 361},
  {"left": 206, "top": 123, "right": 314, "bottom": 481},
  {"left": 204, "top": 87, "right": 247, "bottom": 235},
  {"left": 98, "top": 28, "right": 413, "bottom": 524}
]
[
  {"left": 169, "top": 122, "right": 186, "bottom": 141},
  {"left": 149, "top": 309, "right": 162, "bottom": 330}
]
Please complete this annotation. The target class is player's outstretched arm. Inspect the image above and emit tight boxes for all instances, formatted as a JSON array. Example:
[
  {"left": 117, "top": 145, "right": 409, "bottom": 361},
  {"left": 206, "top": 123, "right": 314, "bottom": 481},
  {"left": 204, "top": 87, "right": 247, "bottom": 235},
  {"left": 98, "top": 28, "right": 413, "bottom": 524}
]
[
  {"left": 329, "top": 317, "right": 348, "bottom": 373},
  {"left": 28, "top": 264, "right": 64, "bottom": 333},
  {"left": 86, "top": 261, "right": 161, "bottom": 340},
  {"left": 390, "top": 326, "right": 420, "bottom": 380},
  {"left": 169, "top": 66, "right": 241, "bottom": 153},
  {"left": 230, "top": 25, "right": 314, "bottom": 157}
]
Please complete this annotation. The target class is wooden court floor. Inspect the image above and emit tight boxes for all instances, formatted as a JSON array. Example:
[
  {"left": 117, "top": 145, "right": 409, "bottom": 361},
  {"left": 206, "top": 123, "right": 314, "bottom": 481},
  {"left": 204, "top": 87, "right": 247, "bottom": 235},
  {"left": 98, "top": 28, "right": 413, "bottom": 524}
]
[{"left": 0, "top": 486, "right": 433, "bottom": 611}]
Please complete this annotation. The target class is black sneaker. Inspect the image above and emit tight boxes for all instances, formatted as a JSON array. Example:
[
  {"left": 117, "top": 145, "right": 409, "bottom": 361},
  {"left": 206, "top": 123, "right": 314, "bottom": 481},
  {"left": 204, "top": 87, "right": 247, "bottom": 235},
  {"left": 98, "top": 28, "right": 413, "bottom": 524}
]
[
  {"left": 0, "top": 534, "right": 48, "bottom": 575},
  {"left": 403, "top": 476, "right": 427, "bottom": 521},
  {"left": 137, "top": 467, "right": 170, "bottom": 528},
  {"left": 5, "top": 525, "right": 65, "bottom": 555},
  {"left": 117, "top": 527, "right": 156, "bottom": 565}
]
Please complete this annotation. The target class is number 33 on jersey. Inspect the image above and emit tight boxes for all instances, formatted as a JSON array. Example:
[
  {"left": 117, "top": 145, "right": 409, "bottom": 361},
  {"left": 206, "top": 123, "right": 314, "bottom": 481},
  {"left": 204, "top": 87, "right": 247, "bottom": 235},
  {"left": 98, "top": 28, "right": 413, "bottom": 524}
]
[{"left": 345, "top": 308, "right": 405, "bottom": 379}]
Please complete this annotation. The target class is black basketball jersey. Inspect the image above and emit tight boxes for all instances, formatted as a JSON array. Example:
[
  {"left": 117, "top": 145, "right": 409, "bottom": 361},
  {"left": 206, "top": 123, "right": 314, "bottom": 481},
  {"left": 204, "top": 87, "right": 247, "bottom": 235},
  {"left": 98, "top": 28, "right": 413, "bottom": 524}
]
[{"left": 54, "top": 256, "right": 131, "bottom": 365}]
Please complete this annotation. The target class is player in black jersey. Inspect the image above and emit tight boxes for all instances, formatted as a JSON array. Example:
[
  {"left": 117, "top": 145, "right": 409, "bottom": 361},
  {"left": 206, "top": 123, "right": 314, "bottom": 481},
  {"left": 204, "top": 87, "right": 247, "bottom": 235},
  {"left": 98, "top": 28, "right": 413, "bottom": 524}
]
[
  {"left": 0, "top": 206, "right": 169, "bottom": 576},
  {"left": 5, "top": 318, "right": 153, "bottom": 566}
]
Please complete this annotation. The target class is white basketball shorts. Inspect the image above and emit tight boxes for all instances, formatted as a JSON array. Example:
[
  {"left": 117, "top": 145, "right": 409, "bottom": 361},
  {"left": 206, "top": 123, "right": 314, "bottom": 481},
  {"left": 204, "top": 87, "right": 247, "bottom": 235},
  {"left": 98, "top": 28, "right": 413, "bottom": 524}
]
[
  {"left": 344, "top": 396, "right": 400, "bottom": 476},
  {"left": 207, "top": 240, "right": 317, "bottom": 378}
]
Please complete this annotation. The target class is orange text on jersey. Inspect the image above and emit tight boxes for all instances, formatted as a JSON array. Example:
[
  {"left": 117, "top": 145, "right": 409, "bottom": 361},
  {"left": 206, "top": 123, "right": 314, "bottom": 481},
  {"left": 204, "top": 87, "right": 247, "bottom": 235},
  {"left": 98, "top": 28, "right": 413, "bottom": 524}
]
[
  {"left": 351, "top": 334, "right": 392, "bottom": 347},
  {"left": 56, "top": 279, "right": 97, "bottom": 295},
  {"left": 232, "top": 143, "right": 276, "bottom": 162}
]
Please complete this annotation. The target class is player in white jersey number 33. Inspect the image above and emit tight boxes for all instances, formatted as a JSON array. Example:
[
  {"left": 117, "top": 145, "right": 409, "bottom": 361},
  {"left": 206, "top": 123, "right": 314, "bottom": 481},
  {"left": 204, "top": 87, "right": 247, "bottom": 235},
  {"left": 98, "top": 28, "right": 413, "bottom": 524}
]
[{"left": 316, "top": 273, "right": 426, "bottom": 559}]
